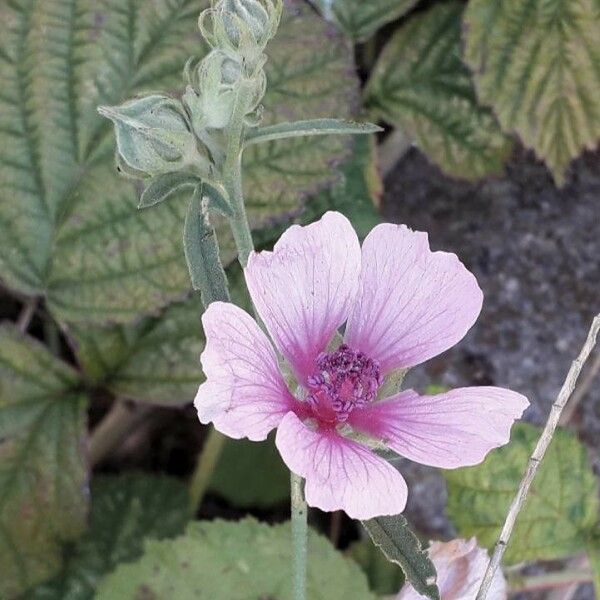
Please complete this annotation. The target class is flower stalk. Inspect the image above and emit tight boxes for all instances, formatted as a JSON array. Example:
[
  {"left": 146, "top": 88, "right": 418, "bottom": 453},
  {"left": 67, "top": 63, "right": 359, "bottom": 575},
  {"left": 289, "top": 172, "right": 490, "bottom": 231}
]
[{"left": 291, "top": 472, "right": 308, "bottom": 600}]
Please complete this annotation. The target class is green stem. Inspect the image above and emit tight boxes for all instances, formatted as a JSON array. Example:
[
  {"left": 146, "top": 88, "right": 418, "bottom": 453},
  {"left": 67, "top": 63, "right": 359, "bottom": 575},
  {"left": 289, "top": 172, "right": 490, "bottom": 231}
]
[
  {"left": 187, "top": 78, "right": 258, "bottom": 513},
  {"left": 291, "top": 472, "right": 308, "bottom": 600},
  {"left": 188, "top": 427, "right": 228, "bottom": 514},
  {"left": 223, "top": 79, "right": 255, "bottom": 268}
]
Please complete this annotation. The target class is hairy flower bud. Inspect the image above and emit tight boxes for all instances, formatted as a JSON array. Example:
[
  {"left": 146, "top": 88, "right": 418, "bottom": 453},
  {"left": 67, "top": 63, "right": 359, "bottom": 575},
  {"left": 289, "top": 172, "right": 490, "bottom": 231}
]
[
  {"left": 199, "top": 0, "right": 282, "bottom": 67},
  {"left": 183, "top": 50, "right": 267, "bottom": 132},
  {"left": 99, "top": 95, "right": 212, "bottom": 179}
]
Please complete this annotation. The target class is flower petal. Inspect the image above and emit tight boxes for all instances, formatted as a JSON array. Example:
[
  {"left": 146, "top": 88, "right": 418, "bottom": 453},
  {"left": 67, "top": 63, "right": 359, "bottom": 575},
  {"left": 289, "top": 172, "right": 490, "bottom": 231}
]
[
  {"left": 344, "top": 224, "right": 483, "bottom": 374},
  {"left": 245, "top": 211, "right": 361, "bottom": 384},
  {"left": 194, "top": 302, "right": 295, "bottom": 441},
  {"left": 275, "top": 412, "right": 407, "bottom": 519},
  {"left": 397, "top": 538, "right": 507, "bottom": 600},
  {"left": 348, "top": 387, "right": 529, "bottom": 469}
]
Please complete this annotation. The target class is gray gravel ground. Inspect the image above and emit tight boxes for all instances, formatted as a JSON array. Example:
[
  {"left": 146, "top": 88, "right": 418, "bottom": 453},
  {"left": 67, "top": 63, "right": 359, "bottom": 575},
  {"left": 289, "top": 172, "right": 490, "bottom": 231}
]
[{"left": 383, "top": 146, "right": 600, "bottom": 599}]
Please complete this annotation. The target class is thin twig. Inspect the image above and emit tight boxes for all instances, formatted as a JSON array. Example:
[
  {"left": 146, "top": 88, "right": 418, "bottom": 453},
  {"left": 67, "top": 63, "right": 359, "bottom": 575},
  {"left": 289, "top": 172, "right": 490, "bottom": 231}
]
[
  {"left": 89, "top": 399, "right": 153, "bottom": 467},
  {"left": 291, "top": 472, "right": 308, "bottom": 600},
  {"left": 546, "top": 556, "right": 590, "bottom": 600},
  {"left": 379, "top": 129, "right": 413, "bottom": 177},
  {"left": 476, "top": 314, "right": 600, "bottom": 600},
  {"left": 188, "top": 427, "right": 227, "bottom": 514},
  {"left": 509, "top": 568, "right": 592, "bottom": 593},
  {"left": 559, "top": 350, "right": 600, "bottom": 425},
  {"left": 17, "top": 298, "right": 38, "bottom": 333}
]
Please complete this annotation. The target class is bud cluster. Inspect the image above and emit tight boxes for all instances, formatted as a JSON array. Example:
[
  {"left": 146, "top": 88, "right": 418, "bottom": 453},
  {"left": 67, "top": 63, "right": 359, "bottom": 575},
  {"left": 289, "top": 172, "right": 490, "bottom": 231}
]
[
  {"left": 184, "top": 0, "right": 281, "bottom": 132},
  {"left": 99, "top": 0, "right": 282, "bottom": 181}
]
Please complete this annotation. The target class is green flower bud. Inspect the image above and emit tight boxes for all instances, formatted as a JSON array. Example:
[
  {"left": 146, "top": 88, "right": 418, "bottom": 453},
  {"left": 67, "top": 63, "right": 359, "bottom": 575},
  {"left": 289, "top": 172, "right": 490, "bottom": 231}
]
[
  {"left": 98, "top": 95, "right": 212, "bottom": 179},
  {"left": 183, "top": 50, "right": 267, "bottom": 132},
  {"left": 199, "top": 0, "right": 282, "bottom": 66}
]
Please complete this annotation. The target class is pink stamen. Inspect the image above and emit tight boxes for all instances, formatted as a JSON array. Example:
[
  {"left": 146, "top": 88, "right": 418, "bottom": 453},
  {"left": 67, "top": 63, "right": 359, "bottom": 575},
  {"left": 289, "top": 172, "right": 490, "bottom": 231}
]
[{"left": 306, "top": 344, "right": 383, "bottom": 423}]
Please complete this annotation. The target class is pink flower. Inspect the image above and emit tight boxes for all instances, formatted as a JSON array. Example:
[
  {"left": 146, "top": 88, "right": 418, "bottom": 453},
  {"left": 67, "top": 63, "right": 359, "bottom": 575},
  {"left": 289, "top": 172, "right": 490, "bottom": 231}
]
[
  {"left": 195, "top": 212, "right": 528, "bottom": 519},
  {"left": 396, "top": 538, "right": 507, "bottom": 600}
]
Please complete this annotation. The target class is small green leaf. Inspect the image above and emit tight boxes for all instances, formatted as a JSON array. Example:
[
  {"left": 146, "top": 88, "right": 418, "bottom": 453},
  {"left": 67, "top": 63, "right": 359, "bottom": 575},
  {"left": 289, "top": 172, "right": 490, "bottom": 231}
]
[
  {"left": 348, "top": 538, "right": 405, "bottom": 595},
  {"left": 139, "top": 173, "right": 200, "bottom": 209},
  {"left": 96, "top": 518, "right": 377, "bottom": 600},
  {"left": 445, "top": 423, "right": 599, "bottom": 564},
  {"left": 183, "top": 188, "right": 230, "bottom": 304},
  {"left": 209, "top": 436, "right": 290, "bottom": 508},
  {"left": 365, "top": 2, "right": 512, "bottom": 180},
  {"left": 313, "top": 0, "right": 420, "bottom": 41},
  {"left": 0, "top": 325, "right": 88, "bottom": 598},
  {"left": 244, "top": 118, "right": 382, "bottom": 146},
  {"left": 25, "top": 474, "right": 190, "bottom": 600},
  {"left": 464, "top": 0, "right": 600, "bottom": 185},
  {"left": 362, "top": 515, "right": 439, "bottom": 600}
]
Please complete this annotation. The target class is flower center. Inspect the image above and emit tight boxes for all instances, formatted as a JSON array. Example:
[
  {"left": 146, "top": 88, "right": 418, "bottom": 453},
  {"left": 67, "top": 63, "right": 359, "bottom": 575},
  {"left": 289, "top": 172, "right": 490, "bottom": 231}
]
[{"left": 306, "top": 344, "right": 383, "bottom": 423}]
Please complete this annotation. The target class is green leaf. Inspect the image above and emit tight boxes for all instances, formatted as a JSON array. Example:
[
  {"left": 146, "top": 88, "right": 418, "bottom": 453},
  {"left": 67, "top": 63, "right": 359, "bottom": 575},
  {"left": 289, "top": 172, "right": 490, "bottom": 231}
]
[
  {"left": 96, "top": 518, "right": 377, "bottom": 600},
  {"left": 0, "top": 0, "right": 360, "bottom": 324},
  {"left": 463, "top": 0, "right": 600, "bottom": 185},
  {"left": 362, "top": 516, "right": 439, "bottom": 600},
  {"left": 139, "top": 172, "right": 201, "bottom": 209},
  {"left": 183, "top": 188, "right": 230, "bottom": 303},
  {"left": 313, "top": 0, "right": 420, "bottom": 41},
  {"left": 348, "top": 538, "right": 405, "bottom": 595},
  {"left": 209, "top": 436, "right": 290, "bottom": 508},
  {"left": 365, "top": 2, "right": 513, "bottom": 180},
  {"left": 445, "top": 423, "right": 599, "bottom": 564},
  {"left": 25, "top": 474, "right": 190, "bottom": 600},
  {"left": 245, "top": 118, "right": 382, "bottom": 146},
  {"left": 0, "top": 325, "right": 88, "bottom": 598},
  {"left": 66, "top": 296, "right": 206, "bottom": 406}
]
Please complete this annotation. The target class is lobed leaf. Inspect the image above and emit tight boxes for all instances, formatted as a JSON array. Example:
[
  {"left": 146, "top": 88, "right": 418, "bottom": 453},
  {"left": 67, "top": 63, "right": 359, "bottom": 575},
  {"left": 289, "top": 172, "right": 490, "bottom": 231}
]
[
  {"left": 365, "top": 2, "right": 513, "bottom": 180},
  {"left": 312, "top": 0, "right": 420, "bottom": 41},
  {"left": 25, "top": 474, "right": 190, "bottom": 600},
  {"left": 96, "top": 518, "right": 377, "bottom": 599},
  {"left": 445, "top": 423, "right": 599, "bottom": 564},
  {"left": 0, "top": 325, "right": 88, "bottom": 598},
  {"left": 362, "top": 515, "right": 439, "bottom": 600},
  {"left": 0, "top": 0, "right": 360, "bottom": 324},
  {"left": 464, "top": 0, "right": 600, "bottom": 185}
]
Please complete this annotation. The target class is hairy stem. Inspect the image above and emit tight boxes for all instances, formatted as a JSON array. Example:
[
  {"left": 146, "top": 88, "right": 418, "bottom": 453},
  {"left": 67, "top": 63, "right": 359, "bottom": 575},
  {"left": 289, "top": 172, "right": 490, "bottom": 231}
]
[
  {"left": 188, "top": 427, "right": 227, "bottom": 514},
  {"left": 223, "top": 79, "right": 255, "bottom": 268},
  {"left": 291, "top": 472, "right": 308, "bottom": 600},
  {"left": 89, "top": 400, "right": 153, "bottom": 467},
  {"left": 187, "top": 78, "right": 257, "bottom": 513},
  {"left": 476, "top": 314, "right": 600, "bottom": 600}
]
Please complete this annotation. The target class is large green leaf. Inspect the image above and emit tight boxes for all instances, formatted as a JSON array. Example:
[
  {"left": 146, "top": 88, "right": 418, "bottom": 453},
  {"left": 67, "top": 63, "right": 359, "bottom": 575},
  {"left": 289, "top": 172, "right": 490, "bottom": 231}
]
[
  {"left": 96, "top": 518, "right": 377, "bottom": 600},
  {"left": 0, "top": 0, "right": 359, "bottom": 324},
  {"left": 445, "top": 423, "right": 599, "bottom": 564},
  {"left": 26, "top": 474, "right": 190, "bottom": 600},
  {"left": 67, "top": 137, "right": 378, "bottom": 407},
  {"left": 365, "top": 2, "right": 512, "bottom": 180},
  {"left": 313, "top": 0, "right": 419, "bottom": 41},
  {"left": 464, "top": 0, "right": 600, "bottom": 185},
  {"left": 0, "top": 325, "right": 88, "bottom": 598}
]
